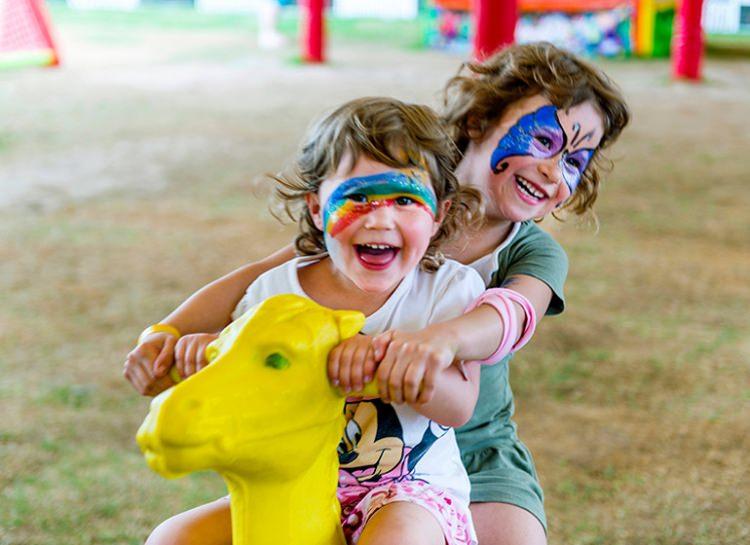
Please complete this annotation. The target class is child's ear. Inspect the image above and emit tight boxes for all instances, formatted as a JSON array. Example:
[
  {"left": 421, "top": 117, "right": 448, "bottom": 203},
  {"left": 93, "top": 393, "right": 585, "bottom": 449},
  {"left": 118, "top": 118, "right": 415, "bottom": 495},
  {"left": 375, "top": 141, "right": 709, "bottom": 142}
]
[
  {"left": 305, "top": 193, "right": 324, "bottom": 231},
  {"left": 466, "top": 114, "right": 485, "bottom": 141},
  {"left": 432, "top": 199, "right": 451, "bottom": 236}
]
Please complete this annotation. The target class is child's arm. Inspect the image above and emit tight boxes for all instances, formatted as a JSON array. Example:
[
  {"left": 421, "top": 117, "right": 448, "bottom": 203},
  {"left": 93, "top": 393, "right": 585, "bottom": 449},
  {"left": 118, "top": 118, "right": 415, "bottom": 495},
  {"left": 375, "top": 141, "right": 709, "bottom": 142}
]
[
  {"left": 328, "top": 335, "right": 480, "bottom": 428},
  {"left": 123, "top": 245, "right": 296, "bottom": 396},
  {"left": 406, "top": 361, "right": 481, "bottom": 428},
  {"left": 367, "top": 274, "right": 551, "bottom": 406},
  {"left": 415, "top": 273, "right": 552, "bottom": 361}
]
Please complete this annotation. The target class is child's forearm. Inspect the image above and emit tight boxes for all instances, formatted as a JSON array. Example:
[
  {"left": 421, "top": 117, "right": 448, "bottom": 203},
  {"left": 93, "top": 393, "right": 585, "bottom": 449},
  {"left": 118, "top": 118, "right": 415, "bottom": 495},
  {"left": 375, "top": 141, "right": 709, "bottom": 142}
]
[
  {"left": 160, "top": 245, "right": 296, "bottom": 335},
  {"left": 431, "top": 305, "right": 512, "bottom": 362},
  {"left": 433, "top": 274, "right": 554, "bottom": 362},
  {"left": 410, "top": 363, "right": 480, "bottom": 428}
]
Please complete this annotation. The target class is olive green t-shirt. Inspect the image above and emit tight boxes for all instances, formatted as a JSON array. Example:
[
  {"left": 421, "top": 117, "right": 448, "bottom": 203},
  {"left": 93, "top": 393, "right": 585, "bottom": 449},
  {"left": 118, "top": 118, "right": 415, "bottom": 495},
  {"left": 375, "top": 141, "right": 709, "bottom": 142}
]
[{"left": 457, "top": 220, "right": 568, "bottom": 454}]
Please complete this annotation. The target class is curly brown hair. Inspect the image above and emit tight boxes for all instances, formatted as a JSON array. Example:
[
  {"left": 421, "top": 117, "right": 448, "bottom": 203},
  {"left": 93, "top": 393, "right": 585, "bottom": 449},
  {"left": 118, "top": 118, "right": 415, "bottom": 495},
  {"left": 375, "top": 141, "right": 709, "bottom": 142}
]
[
  {"left": 273, "top": 96, "right": 483, "bottom": 272},
  {"left": 442, "top": 42, "right": 630, "bottom": 217}
]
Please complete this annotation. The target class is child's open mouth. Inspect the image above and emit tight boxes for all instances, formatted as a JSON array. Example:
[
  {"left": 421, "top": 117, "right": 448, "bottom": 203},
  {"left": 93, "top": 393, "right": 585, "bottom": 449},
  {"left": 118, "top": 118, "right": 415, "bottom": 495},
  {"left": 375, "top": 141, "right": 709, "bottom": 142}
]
[
  {"left": 515, "top": 175, "right": 547, "bottom": 204},
  {"left": 355, "top": 243, "right": 400, "bottom": 270}
]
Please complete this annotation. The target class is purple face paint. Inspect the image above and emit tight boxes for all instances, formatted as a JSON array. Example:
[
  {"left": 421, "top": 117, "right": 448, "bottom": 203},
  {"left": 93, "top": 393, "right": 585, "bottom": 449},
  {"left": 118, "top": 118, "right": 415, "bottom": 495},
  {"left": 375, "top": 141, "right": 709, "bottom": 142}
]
[
  {"left": 490, "top": 104, "right": 595, "bottom": 195},
  {"left": 560, "top": 148, "right": 594, "bottom": 193}
]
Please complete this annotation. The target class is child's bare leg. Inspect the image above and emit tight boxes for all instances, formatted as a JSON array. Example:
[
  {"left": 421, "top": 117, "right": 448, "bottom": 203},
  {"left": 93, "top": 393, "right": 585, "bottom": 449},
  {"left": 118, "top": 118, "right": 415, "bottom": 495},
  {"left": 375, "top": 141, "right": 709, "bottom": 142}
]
[
  {"left": 471, "top": 502, "right": 546, "bottom": 545},
  {"left": 145, "top": 496, "right": 232, "bottom": 545},
  {"left": 357, "top": 501, "right": 446, "bottom": 545}
]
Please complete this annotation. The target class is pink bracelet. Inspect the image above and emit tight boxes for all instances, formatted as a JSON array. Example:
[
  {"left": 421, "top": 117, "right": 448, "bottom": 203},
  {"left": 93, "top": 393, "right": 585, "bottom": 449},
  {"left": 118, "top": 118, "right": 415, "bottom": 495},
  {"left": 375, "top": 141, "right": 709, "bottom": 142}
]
[{"left": 463, "top": 288, "right": 537, "bottom": 365}]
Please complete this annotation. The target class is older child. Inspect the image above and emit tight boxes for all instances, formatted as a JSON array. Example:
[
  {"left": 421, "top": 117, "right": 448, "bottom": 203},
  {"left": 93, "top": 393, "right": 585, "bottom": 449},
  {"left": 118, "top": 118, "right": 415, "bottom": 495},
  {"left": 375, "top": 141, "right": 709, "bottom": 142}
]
[{"left": 125, "top": 43, "right": 629, "bottom": 545}]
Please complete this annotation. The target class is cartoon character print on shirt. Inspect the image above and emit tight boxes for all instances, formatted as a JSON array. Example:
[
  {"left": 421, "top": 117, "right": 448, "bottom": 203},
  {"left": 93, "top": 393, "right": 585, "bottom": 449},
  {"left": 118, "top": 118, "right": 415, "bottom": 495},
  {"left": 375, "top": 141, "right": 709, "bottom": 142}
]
[
  {"left": 337, "top": 399, "right": 450, "bottom": 501},
  {"left": 490, "top": 104, "right": 595, "bottom": 195}
]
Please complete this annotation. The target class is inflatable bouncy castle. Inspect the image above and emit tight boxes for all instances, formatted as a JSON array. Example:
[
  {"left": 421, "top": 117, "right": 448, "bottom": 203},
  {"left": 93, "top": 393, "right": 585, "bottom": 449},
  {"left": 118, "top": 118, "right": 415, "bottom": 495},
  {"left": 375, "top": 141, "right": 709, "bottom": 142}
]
[{"left": 429, "top": 0, "right": 679, "bottom": 59}]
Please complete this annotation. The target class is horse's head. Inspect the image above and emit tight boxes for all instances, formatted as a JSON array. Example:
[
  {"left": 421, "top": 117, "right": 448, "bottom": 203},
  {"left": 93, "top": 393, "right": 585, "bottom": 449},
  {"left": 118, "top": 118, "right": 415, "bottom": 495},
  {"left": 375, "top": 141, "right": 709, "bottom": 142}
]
[{"left": 136, "top": 294, "right": 364, "bottom": 479}]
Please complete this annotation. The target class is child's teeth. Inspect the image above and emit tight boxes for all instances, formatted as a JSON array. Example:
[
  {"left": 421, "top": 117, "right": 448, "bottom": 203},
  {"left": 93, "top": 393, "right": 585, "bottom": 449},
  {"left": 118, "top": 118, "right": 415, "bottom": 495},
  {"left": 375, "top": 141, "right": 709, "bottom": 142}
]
[{"left": 517, "top": 177, "right": 544, "bottom": 199}]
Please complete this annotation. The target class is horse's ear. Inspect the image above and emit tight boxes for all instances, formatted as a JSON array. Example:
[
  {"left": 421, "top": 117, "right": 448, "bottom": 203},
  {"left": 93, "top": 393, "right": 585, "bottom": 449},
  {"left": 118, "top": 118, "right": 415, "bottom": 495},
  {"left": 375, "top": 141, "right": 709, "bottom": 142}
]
[{"left": 333, "top": 310, "right": 366, "bottom": 340}]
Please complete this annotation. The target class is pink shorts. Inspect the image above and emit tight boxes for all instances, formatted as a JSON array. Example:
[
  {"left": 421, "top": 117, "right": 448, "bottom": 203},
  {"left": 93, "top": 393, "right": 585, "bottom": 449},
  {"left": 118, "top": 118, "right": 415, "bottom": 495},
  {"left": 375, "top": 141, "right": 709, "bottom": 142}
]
[{"left": 338, "top": 480, "right": 477, "bottom": 545}]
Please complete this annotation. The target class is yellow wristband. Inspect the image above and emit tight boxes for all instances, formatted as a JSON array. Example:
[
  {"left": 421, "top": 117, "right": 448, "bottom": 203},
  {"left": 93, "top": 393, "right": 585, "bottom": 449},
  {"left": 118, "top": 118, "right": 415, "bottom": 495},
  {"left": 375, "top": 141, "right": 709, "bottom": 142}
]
[{"left": 138, "top": 323, "right": 181, "bottom": 344}]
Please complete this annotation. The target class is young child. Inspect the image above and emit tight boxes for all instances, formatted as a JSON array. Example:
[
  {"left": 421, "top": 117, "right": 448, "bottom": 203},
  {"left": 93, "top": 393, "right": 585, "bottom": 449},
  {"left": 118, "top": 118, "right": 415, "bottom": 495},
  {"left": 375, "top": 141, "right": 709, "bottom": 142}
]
[
  {"left": 139, "top": 96, "right": 507, "bottom": 545},
  {"left": 125, "top": 43, "right": 630, "bottom": 545}
]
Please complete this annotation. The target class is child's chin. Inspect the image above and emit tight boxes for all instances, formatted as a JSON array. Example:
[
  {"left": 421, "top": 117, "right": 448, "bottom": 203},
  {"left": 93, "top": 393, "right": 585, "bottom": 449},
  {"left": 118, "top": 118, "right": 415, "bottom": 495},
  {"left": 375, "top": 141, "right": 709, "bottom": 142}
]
[{"left": 353, "top": 276, "right": 399, "bottom": 294}]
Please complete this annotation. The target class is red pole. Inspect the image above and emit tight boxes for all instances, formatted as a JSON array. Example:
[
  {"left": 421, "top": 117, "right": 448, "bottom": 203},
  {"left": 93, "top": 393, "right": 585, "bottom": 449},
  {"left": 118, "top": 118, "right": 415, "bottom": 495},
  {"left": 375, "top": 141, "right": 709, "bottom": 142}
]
[
  {"left": 30, "top": 0, "right": 61, "bottom": 66},
  {"left": 672, "top": 0, "right": 705, "bottom": 80},
  {"left": 302, "top": 0, "right": 325, "bottom": 63},
  {"left": 473, "top": 0, "right": 518, "bottom": 61}
]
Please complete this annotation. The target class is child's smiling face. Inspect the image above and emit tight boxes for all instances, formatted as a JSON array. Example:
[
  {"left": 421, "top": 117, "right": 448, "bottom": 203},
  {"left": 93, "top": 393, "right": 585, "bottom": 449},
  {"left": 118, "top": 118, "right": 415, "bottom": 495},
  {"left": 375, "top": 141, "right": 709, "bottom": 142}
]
[
  {"left": 308, "top": 154, "right": 443, "bottom": 294},
  {"left": 465, "top": 94, "right": 605, "bottom": 222}
]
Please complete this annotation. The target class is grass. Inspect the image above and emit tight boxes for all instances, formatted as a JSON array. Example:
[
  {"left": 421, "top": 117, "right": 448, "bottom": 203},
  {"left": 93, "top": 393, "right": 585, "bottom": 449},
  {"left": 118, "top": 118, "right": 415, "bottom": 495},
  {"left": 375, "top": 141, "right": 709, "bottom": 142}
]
[
  {"left": 2, "top": 8, "right": 749, "bottom": 545},
  {"left": 706, "top": 33, "right": 750, "bottom": 58}
]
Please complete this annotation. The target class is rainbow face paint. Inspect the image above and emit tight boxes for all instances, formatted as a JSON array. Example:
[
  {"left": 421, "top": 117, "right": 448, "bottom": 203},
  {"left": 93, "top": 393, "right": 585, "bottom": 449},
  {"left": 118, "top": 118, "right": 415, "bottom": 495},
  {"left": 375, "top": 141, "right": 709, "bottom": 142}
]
[
  {"left": 323, "top": 171, "right": 437, "bottom": 238},
  {"left": 490, "top": 104, "right": 595, "bottom": 194}
]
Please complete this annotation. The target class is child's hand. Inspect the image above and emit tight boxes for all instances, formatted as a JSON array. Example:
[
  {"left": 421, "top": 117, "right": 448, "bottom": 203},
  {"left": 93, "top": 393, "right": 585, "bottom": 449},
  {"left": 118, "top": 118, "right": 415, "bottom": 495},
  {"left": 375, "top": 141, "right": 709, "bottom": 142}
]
[
  {"left": 174, "top": 333, "right": 220, "bottom": 379},
  {"left": 327, "top": 334, "right": 377, "bottom": 394},
  {"left": 372, "top": 327, "right": 459, "bottom": 405},
  {"left": 123, "top": 332, "right": 178, "bottom": 396}
]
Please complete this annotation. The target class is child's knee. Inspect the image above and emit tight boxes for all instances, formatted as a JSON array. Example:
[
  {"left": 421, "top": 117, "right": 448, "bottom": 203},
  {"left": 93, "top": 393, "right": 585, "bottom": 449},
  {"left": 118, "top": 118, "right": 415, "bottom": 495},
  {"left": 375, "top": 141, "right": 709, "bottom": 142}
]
[
  {"left": 145, "top": 499, "right": 232, "bottom": 545},
  {"left": 359, "top": 502, "right": 445, "bottom": 545},
  {"left": 145, "top": 515, "right": 193, "bottom": 545}
]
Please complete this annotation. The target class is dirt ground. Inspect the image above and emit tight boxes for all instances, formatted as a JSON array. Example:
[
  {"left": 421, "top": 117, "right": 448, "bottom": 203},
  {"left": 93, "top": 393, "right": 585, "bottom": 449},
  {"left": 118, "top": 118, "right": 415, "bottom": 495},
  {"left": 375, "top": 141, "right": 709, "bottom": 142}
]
[{"left": 1, "top": 9, "right": 749, "bottom": 545}]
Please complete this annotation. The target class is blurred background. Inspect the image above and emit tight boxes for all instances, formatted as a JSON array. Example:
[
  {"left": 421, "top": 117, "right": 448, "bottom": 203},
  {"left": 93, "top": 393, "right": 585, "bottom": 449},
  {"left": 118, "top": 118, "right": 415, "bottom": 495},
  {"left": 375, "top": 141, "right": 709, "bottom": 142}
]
[{"left": 1, "top": 1, "right": 749, "bottom": 544}]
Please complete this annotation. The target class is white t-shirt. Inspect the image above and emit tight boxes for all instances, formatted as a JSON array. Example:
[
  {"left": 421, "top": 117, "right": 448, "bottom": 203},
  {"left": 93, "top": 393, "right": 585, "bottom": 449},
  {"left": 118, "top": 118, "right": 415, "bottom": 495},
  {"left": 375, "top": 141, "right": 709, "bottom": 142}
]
[{"left": 232, "top": 255, "right": 485, "bottom": 507}]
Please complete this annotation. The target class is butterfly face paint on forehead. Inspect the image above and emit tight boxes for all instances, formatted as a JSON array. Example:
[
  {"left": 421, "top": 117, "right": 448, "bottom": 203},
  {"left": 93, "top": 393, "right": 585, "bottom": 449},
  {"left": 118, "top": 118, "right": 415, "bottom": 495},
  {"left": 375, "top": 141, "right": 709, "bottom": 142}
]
[
  {"left": 490, "top": 104, "right": 595, "bottom": 195},
  {"left": 323, "top": 170, "right": 438, "bottom": 238}
]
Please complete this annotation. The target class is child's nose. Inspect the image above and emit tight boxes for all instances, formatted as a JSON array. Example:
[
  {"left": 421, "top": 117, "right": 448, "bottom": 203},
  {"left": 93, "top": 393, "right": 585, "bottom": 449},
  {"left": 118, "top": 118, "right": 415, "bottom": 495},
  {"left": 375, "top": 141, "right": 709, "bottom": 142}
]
[
  {"left": 538, "top": 158, "right": 564, "bottom": 186},
  {"left": 363, "top": 202, "right": 396, "bottom": 229}
]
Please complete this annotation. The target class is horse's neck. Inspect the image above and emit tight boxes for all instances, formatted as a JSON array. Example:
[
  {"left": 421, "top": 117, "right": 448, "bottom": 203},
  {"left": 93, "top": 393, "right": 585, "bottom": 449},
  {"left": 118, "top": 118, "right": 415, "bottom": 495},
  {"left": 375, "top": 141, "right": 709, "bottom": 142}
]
[{"left": 222, "top": 430, "right": 346, "bottom": 545}]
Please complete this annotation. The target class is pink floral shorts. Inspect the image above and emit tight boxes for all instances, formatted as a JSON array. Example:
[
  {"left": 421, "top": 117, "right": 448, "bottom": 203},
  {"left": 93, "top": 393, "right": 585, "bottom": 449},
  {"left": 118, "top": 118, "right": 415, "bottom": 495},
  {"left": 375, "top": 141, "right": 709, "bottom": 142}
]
[{"left": 338, "top": 479, "right": 477, "bottom": 545}]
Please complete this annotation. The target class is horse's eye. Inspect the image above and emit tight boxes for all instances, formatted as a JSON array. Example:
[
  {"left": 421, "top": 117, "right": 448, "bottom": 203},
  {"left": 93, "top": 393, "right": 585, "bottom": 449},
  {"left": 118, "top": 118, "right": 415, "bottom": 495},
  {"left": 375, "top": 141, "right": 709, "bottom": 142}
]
[{"left": 265, "top": 352, "right": 290, "bottom": 370}]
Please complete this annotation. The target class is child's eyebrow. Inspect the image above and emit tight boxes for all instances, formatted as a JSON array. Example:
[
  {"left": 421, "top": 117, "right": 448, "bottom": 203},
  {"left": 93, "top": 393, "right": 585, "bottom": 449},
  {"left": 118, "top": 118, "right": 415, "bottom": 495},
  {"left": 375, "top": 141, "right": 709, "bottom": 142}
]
[{"left": 568, "top": 122, "right": 595, "bottom": 150}]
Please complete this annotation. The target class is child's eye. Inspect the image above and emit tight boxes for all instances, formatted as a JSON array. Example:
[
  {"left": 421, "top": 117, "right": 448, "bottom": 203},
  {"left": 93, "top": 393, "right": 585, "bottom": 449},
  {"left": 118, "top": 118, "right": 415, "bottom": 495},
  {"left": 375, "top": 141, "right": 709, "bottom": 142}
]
[
  {"left": 346, "top": 193, "right": 368, "bottom": 203},
  {"left": 534, "top": 135, "right": 553, "bottom": 149},
  {"left": 395, "top": 196, "right": 416, "bottom": 206},
  {"left": 565, "top": 157, "right": 581, "bottom": 170}
]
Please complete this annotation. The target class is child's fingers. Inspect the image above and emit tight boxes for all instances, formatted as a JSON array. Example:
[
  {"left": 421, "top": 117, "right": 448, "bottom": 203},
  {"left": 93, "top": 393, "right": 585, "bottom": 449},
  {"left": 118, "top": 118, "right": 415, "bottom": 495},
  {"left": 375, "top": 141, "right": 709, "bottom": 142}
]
[
  {"left": 349, "top": 344, "right": 371, "bottom": 392},
  {"left": 417, "top": 357, "right": 439, "bottom": 405},
  {"left": 362, "top": 346, "right": 377, "bottom": 386},
  {"left": 152, "top": 337, "right": 176, "bottom": 377},
  {"left": 402, "top": 358, "right": 426, "bottom": 404},
  {"left": 386, "top": 345, "right": 413, "bottom": 404},
  {"left": 327, "top": 346, "right": 342, "bottom": 386},
  {"left": 372, "top": 330, "right": 394, "bottom": 361},
  {"left": 129, "top": 344, "right": 156, "bottom": 374},
  {"left": 123, "top": 358, "right": 145, "bottom": 393},
  {"left": 174, "top": 339, "right": 187, "bottom": 378},
  {"left": 376, "top": 346, "right": 397, "bottom": 403},
  {"left": 196, "top": 342, "right": 209, "bottom": 371},
  {"left": 337, "top": 342, "right": 359, "bottom": 392},
  {"left": 184, "top": 340, "right": 199, "bottom": 378}
]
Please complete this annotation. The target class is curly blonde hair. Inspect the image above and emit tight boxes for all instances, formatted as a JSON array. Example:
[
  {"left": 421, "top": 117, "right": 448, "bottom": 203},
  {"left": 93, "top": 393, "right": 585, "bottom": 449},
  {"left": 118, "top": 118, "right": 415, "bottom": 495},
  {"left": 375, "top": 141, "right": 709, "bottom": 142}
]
[
  {"left": 443, "top": 42, "right": 630, "bottom": 218},
  {"left": 273, "top": 96, "right": 482, "bottom": 272}
]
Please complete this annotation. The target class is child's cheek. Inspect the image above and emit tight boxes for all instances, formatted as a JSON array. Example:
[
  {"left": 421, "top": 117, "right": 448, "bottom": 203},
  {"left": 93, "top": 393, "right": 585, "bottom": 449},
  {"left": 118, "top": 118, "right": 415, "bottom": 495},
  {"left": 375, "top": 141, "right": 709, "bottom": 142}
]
[
  {"left": 552, "top": 183, "right": 572, "bottom": 207},
  {"left": 402, "top": 213, "right": 436, "bottom": 253},
  {"left": 324, "top": 231, "right": 347, "bottom": 265},
  {"left": 488, "top": 156, "right": 521, "bottom": 188}
]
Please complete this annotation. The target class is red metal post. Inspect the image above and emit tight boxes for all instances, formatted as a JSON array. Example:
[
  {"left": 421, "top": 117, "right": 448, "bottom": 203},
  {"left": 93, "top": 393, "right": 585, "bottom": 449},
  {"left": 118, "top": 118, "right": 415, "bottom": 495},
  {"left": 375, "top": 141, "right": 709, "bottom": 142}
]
[
  {"left": 473, "top": 0, "right": 518, "bottom": 61},
  {"left": 302, "top": 0, "right": 325, "bottom": 63},
  {"left": 672, "top": 0, "right": 705, "bottom": 80}
]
